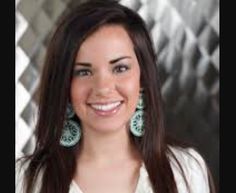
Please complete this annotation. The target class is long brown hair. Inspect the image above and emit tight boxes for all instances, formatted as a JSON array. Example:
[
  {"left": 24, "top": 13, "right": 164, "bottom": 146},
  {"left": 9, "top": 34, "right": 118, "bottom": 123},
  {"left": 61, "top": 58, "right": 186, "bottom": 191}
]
[{"left": 18, "top": 1, "right": 216, "bottom": 193}]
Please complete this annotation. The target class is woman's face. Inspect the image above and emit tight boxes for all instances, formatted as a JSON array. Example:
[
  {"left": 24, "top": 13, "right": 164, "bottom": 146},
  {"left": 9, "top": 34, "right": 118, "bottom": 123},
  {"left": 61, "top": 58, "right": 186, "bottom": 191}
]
[{"left": 71, "top": 25, "right": 140, "bottom": 134}]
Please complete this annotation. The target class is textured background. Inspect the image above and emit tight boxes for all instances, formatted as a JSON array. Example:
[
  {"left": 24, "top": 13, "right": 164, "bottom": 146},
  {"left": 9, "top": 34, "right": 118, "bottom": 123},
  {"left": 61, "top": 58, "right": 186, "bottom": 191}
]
[{"left": 15, "top": 0, "right": 219, "bottom": 186}]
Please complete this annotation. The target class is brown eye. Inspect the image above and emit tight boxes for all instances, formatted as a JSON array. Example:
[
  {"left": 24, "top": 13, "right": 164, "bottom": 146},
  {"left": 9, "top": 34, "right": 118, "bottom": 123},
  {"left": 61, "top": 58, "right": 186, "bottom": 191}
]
[
  {"left": 73, "top": 69, "right": 92, "bottom": 77},
  {"left": 113, "top": 64, "right": 130, "bottom": 74}
]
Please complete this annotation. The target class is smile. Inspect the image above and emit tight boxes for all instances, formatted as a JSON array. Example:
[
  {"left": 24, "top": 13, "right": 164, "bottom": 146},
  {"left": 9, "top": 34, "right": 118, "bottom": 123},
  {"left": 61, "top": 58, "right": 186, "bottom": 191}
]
[
  {"left": 89, "top": 101, "right": 123, "bottom": 116},
  {"left": 90, "top": 101, "right": 121, "bottom": 111}
]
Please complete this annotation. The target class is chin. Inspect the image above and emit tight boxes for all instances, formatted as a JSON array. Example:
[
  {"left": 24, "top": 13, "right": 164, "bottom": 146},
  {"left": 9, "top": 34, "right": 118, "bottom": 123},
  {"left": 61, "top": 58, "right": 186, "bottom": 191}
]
[{"left": 87, "top": 120, "right": 129, "bottom": 135}]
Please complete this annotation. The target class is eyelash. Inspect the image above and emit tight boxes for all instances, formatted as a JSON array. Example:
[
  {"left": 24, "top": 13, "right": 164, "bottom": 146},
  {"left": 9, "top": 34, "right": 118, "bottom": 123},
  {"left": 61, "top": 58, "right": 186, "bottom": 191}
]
[
  {"left": 113, "top": 64, "right": 130, "bottom": 74},
  {"left": 73, "top": 69, "right": 92, "bottom": 77}
]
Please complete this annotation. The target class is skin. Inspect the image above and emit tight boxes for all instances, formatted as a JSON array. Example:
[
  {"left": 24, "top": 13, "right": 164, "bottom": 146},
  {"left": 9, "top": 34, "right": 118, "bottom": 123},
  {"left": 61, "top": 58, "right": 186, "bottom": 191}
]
[{"left": 71, "top": 25, "right": 142, "bottom": 193}]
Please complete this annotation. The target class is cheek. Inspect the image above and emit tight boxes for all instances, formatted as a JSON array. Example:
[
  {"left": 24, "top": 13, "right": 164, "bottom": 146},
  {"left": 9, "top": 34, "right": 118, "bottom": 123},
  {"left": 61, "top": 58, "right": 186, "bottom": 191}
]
[
  {"left": 125, "top": 68, "right": 141, "bottom": 94},
  {"left": 70, "top": 80, "right": 88, "bottom": 107},
  {"left": 120, "top": 73, "right": 140, "bottom": 105},
  {"left": 123, "top": 78, "right": 140, "bottom": 94}
]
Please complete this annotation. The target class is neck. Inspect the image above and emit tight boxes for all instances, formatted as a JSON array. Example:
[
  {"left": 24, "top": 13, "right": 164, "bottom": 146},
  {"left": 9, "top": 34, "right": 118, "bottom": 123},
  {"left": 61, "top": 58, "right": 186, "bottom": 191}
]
[{"left": 77, "top": 127, "right": 140, "bottom": 166}]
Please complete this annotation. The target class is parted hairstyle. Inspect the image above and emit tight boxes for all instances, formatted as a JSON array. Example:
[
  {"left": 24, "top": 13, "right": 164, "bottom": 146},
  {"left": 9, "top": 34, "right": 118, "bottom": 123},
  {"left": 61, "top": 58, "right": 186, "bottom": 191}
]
[{"left": 19, "top": 1, "right": 216, "bottom": 193}]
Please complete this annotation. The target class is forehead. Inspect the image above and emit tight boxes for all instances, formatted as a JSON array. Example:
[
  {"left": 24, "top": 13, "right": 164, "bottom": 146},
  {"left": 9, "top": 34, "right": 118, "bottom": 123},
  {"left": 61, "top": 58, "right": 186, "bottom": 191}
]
[{"left": 76, "top": 25, "right": 135, "bottom": 62}]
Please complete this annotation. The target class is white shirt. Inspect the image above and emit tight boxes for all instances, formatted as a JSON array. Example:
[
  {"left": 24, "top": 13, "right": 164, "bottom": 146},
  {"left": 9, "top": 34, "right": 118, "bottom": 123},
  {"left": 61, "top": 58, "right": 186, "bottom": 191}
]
[{"left": 16, "top": 147, "right": 210, "bottom": 193}]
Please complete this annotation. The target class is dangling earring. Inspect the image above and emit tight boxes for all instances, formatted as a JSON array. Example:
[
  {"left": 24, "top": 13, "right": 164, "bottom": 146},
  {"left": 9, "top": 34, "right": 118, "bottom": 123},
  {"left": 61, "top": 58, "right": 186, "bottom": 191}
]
[
  {"left": 60, "top": 104, "right": 81, "bottom": 147},
  {"left": 130, "top": 92, "right": 145, "bottom": 137}
]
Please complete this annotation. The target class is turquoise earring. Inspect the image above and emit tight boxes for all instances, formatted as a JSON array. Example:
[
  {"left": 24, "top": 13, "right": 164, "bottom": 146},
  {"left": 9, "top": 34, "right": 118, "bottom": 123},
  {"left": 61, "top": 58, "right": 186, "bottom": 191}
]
[
  {"left": 60, "top": 104, "right": 81, "bottom": 147},
  {"left": 130, "top": 93, "right": 145, "bottom": 137}
]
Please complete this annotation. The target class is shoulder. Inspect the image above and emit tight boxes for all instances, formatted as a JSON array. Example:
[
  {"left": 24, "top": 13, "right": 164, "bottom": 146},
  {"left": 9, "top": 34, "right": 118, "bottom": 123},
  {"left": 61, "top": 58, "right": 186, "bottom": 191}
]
[
  {"left": 15, "top": 158, "right": 29, "bottom": 193},
  {"left": 168, "top": 146, "right": 210, "bottom": 193},
  {"left": 168, "top": 146, "right": 207, "bottom": 171},
  {"left": 15, "top": 158, "right": 42, "bottom": 193}
]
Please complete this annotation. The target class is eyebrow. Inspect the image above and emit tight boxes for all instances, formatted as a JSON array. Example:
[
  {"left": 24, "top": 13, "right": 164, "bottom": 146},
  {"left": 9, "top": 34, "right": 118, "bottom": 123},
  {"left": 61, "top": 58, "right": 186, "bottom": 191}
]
[
  {"left": 109, "top": 56, "right": 131, "bottom": 64},
  {"left": 75, "top": 56, "right": 132, "bottom": 67}
]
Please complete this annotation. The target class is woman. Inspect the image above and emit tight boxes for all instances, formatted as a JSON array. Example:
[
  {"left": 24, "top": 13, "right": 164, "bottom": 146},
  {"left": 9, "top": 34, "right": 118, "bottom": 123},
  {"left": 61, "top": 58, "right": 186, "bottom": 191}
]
[{"left": 16, "top": 1, "right": 216, "bottom": 193}]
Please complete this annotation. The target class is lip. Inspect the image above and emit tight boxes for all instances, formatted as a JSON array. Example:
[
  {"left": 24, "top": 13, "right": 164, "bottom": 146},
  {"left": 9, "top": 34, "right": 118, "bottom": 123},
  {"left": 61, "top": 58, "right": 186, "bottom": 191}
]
[{"left": 88, "top": 101, "right": 123, "bottom": 117}]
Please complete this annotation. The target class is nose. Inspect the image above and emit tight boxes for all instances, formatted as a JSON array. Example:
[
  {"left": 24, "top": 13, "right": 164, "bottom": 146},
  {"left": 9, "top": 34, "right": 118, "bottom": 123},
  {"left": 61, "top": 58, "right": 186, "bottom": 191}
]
[{"left": 93, "top": 73, "right": 115, "bottom": 96}]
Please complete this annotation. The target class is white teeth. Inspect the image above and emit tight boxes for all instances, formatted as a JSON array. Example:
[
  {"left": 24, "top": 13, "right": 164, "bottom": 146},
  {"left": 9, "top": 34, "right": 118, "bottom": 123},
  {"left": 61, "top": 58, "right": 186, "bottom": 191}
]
[{"left": 90, "top": 101, "right": 121, "bottom": 111}]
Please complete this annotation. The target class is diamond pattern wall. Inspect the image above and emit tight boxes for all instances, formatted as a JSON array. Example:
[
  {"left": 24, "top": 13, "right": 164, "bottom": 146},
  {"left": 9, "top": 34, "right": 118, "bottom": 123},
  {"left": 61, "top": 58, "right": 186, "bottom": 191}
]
[{"left": 15, "top": 0, "right": 219, "bottom": 185}]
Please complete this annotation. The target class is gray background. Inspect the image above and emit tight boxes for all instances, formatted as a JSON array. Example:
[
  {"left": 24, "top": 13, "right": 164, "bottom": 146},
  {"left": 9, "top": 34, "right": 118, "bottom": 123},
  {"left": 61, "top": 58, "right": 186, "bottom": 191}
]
[{"left": 15, "top": 0, "right": 219, "bottom": 187}]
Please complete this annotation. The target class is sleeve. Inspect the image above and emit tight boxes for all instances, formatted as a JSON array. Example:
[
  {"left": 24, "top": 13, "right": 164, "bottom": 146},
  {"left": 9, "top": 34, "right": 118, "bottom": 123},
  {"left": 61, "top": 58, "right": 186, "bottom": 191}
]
[
  {"left": 170, "top": 147, "right": 210, "bottom": 193},
  {"left": 15, "top": 160, "right": 42, "bottom": 193},
  {"left": 15, "top": 160, "right": 26, "bottom": 193},
  {"left": 186, "top": 148, "right": 210, "bottom": 193}
]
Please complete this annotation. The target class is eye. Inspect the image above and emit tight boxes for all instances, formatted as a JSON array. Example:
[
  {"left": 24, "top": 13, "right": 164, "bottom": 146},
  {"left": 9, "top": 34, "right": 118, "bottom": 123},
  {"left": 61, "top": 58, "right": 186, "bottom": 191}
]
[
  {"left": 113, "top": 64, "right": 130, "bottom": 74},
  {"left": 73, "top": 69, "right": 92, "bottom": 77}
]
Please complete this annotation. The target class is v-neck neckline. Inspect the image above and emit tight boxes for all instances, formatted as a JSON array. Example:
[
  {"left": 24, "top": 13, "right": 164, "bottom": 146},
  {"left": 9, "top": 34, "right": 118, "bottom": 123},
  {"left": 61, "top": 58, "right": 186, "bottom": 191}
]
[{"left": 70, "top": 162, "right": 149, "bottom": 193}]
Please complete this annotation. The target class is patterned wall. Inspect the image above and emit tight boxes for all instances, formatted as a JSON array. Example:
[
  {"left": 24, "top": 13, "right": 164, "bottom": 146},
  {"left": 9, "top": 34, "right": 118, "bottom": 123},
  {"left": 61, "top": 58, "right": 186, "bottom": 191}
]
[{"left": 15, "top": 0, "right": 219, "bottom": 185}]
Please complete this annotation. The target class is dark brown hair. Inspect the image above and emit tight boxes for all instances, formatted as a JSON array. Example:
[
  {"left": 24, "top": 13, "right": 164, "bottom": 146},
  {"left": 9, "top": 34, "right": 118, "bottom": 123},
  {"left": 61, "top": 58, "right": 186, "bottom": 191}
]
[{"left": 18, "top": 1, "right": 216, "bottom": 193}]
